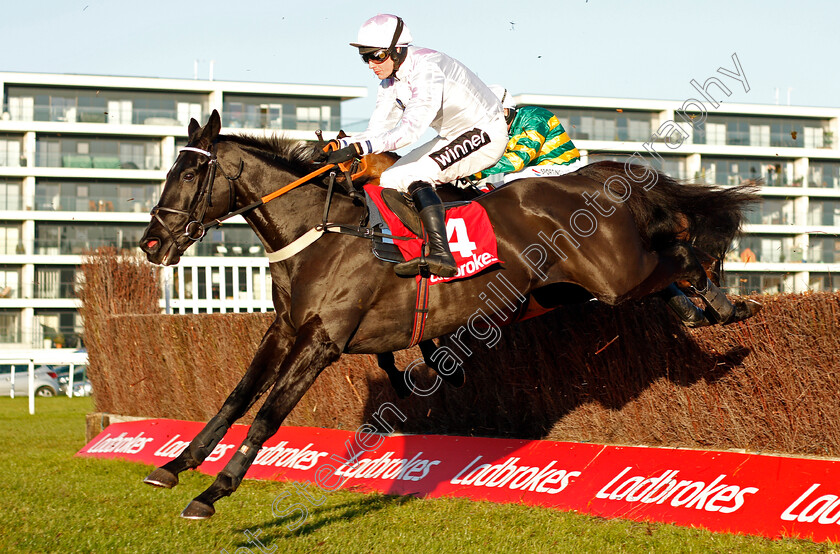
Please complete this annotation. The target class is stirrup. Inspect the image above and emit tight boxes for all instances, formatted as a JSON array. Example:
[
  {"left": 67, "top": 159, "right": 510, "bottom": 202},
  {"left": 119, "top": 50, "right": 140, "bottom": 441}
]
[{"left": 394, "top": 255, "right": 456, "bottom": 278}]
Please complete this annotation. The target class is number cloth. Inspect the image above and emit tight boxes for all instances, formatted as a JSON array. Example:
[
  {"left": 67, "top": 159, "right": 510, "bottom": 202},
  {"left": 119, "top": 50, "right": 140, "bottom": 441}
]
[{"left": 364, "top": 184, "right": 501, "bottom": 284}]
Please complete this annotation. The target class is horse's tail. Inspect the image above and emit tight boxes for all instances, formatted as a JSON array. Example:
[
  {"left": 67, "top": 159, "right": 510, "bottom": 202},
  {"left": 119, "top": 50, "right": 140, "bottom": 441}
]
[{"left": 579, "top": 161, "right": 761, "bottom": 261}]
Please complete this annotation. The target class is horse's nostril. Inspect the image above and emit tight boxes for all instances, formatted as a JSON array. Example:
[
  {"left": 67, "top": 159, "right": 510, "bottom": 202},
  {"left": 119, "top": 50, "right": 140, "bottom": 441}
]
[{"left": 146, "top": 239, "right": 159, "bottom": 249}]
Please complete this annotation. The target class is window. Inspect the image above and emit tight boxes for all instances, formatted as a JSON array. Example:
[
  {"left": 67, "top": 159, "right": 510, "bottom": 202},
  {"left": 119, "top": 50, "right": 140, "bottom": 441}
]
[
  {"left": 804, "top": 127, "right": 824, "bottom": 149},
  {"left": 809, "top": 273, "right": 840, "bottom": 292},
  {"left": 744, "top": 197, "right": 795, "bottom": 225},
  {"left": 35, "top": 136, "right": 162, "bottom": 170},
  {"left": 808, "top": 236, "right": 840, "bottom": 263},
  {"left": 809, "top": 162, "right": 840, "bottom": 188},
  {"left": 0, "top": 225, "right": 22, "bottom": 255},
  {"left": 0, "top": 136, "right": 22, "bottom": 167},
  {"left": 223, "top": 95, "right": 340, "bottom": 131},
  {"left": 7, "top": 86, "right": 203, "bottom": 126},
  {"left": 694, "top": 115, "right": 829, "bottom": 148},
  {"left": 700, "top": 157, "right": 795, "bottom": 187},
  {"left": 749, "top": 124, "right": 770, "bottom": 147},
  {"left": 0, "top": 180, "right": 22, "bottom": 210},
  {"left": 0, "top": 267, "right": 20, "bottom": 299},
  {"left": 808, "top": 199, "right": 840, "bottom": 226},
  {"left": 7, "top": 96, "right": 34, "bottom": 121},
  {"left": 736, "top": 235, "right": 798, "bottom": 263},
  {"left": 34, "top": 223, "right": 148, "bottom": 255},
  {"left": 724, "top": 273, "right": 789, "bottom": 295},
  {"left": 660, "top": 157, "right": 686, "bottom": 180},
  {"left": 34, "top": 267, "right": 79, "bottom": 299},
  {"left": 552, "top": 108, "right": 653, "bottom": 141},
  {"left": 0, "top": 310, "right": 21, "bottom": 343},
  {"left": 34, "top": 310, "right": 82, "bottom": 348},
  {"left": 726, "top": 120, "right": 749, "bottom": 146},
  {"left": 189, "top": 226, "right": 263, "bottom": 257},
  {"left": 34, "top": 180, "right": 160, "bottom": 213}
]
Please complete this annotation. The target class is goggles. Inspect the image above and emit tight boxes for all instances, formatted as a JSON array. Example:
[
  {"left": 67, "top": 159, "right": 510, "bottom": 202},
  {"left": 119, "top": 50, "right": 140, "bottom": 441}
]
[
  {"left": 361, "top": 48, "right": 390, "bottom": 64},
  {"left": 359, "top": 16, "right": 404, "bottom": 65}
]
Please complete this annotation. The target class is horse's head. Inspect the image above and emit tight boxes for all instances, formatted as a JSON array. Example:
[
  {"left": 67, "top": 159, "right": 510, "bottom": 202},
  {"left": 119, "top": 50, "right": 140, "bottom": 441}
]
[{"left": 139, "top": 110, "right": 232, "bottom": 266}]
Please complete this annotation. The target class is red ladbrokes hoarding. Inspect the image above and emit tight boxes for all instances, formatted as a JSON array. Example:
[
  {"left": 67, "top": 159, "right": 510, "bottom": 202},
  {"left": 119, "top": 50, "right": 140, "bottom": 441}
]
[{"left": 78, "top": 418, "right": 840, "bottom": 542}]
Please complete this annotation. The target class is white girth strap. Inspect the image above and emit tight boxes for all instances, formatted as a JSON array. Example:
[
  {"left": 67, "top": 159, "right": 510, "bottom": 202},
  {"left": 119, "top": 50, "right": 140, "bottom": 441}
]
[{"left": 266, "top": 227, "right": 326, "bottom": 263}]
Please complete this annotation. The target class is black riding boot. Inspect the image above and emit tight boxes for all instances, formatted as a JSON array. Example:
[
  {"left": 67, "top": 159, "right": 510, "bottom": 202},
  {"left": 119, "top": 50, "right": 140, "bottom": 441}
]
[
  {"left": 661, "top": 283, "right": 709, "bottom": 328},
  {"left": 394, "top": 182, "right": 458, "bottom": 278},
  {"left": 691, "top": 278, "right": 735, "bottom": 324}
]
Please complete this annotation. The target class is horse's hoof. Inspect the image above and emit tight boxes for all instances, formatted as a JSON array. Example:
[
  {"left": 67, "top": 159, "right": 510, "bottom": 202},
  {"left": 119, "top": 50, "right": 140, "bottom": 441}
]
[
  {"left": 144, "top": 467, "right": 179, "bottom": 489},
  {"left": 180, "top": 500, "right": 215, "bottom": 520}
]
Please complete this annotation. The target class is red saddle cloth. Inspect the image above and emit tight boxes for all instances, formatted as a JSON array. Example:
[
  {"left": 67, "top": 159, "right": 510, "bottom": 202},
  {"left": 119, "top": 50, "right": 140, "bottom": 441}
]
[{"left": 363, "top": 184, "right": 502, "bottom": 284}]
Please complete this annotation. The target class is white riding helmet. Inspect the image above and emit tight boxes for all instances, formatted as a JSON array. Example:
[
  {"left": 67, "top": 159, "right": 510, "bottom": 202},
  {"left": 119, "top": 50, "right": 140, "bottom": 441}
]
[
  {"left": 489, "top": 85, "right": 517, "bottom": 110},
  {"left": 350, "top": 14, "right": 413, "bottom": 51}
]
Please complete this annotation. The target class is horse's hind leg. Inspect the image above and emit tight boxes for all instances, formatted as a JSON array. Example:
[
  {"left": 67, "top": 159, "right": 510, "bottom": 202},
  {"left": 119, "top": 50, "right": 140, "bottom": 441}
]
[
  {"left": 181, "top": 319, "right": 341, "bottom": 519},
  {"left": 143, "top": 319, "right": 293, "bottom": 489}
]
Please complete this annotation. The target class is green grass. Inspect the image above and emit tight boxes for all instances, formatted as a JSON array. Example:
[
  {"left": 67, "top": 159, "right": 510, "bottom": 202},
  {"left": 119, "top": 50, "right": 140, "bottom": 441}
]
[{"left": 0, "top": 397, "right": 834, "bottom": 554}]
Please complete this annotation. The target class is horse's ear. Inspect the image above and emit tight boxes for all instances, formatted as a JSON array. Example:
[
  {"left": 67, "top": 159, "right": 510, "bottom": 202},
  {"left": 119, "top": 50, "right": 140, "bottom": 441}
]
[
  {"left": 337, "top": 130, "right": 348, "bottom": 139},
  {"left": 206, "top": 109, "right": 221, "bottom": 139},
  {"left": 188, "top": 118, "right": 200, "bottom": 137}
]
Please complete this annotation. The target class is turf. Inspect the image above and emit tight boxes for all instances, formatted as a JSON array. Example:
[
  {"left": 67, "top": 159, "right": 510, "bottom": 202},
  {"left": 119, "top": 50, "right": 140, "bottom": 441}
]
[{"left": 0, "top": 397, "right": 833, "bottom": 553}]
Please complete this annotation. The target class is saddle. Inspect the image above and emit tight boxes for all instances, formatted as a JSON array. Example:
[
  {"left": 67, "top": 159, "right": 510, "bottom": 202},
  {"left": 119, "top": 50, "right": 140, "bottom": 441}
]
[{"left": 366, "top": 186, "right": 475, "bottom": 266}]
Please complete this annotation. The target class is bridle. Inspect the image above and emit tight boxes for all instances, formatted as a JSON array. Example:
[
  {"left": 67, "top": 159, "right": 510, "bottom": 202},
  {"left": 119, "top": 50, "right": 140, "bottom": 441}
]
[
  {"left": 148, "top": 139, "right": 379, "bottom": 262},
  {"left": 149, "top": 143, "right": 243, "bottom": 256}
]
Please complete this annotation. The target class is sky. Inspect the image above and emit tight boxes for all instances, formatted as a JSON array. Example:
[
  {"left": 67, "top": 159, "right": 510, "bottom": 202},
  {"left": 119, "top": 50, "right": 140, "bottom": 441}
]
[{"left": 3, "top": 0, "right": 839, "bottom": 129}]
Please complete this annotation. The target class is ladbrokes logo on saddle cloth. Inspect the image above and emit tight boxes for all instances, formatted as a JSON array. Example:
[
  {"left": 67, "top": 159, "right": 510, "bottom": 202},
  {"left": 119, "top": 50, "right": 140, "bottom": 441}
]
[{"left": 363, "top": 185, "right": 501, "bottom": 284}]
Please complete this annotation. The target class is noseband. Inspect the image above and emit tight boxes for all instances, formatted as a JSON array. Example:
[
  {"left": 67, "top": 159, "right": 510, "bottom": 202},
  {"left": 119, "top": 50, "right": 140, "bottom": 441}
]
[{"left": 149, "top": 144, "right": 242, "bottom": 255}]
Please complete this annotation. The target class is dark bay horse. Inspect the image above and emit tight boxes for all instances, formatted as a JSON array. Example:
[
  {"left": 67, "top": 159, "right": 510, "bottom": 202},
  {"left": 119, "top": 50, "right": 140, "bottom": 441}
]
[{"left": 138, "top": 110, "right": 759, "bottom": 519}]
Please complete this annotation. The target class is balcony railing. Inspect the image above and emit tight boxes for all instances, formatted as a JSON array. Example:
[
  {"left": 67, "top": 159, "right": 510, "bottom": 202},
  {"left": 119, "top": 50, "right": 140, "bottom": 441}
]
[
  {"left": 31, "top": 239, "right": 263, "bottom": 257},
  {"left": 34, "top": 153, "right": 162, "bottom": 171},
  {"left": 34, "top": 194, "right": 156, "bottom": 214}
]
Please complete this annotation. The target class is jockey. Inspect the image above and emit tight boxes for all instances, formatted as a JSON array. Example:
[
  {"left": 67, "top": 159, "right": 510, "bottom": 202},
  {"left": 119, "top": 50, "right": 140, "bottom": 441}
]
[
  {"left": 473, "top": 86, "right": 582, "bottom": 188},
  {"left": 323, "top": 14, "right": 508, "bottom": 278}
]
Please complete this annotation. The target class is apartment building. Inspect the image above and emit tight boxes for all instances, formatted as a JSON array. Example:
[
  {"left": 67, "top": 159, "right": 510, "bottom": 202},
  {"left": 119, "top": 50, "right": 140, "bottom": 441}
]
[
  {"left": 0, "top": 72, "right": 366, "bottom": 349},
  {"left": 0, "top": 72, "right": 837, "bottom": 351},
  {"left": 519, "top": 94, "right": 840, "bottom": 297}
]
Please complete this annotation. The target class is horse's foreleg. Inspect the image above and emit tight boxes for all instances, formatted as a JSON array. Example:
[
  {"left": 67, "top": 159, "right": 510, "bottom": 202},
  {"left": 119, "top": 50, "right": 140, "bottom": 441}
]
[
  {"left": 376, "top": 352, "right": 412, "bottom": 399},
  {"left": 144, "top": 319, "right": 293, "bottom": 490},
  {"left": 664, "top": 243, "right": 761, "bottom": 325},
  {"left": 419, "top": 339, "right": 465, "bottom": 388},
  {"left": 180, "top": 318, "right": 341, "bottom": 519}
]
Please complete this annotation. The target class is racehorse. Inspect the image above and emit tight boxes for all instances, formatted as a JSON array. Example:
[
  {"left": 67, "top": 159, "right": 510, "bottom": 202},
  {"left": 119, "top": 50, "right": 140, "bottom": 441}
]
[{"left": 138, "top": 110, "right": 760, "bottom": 519}]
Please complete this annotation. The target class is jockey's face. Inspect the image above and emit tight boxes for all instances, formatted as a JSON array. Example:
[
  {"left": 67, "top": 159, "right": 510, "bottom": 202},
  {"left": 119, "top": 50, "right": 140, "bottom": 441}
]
[{"left": 368, "top": 54, "right": 395, "bottom": 80}]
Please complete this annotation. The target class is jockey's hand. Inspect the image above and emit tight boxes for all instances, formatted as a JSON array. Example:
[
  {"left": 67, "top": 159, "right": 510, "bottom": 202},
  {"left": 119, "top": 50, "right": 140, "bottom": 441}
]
[
  {"left": 325, "top": 143, "right": 363, "bottom": 165},
  {"left": 311, "top": 139, "right": 343, "bottom": 162},
  {"left": 323, "top": 139, "right": 341, "bottom": 152}
]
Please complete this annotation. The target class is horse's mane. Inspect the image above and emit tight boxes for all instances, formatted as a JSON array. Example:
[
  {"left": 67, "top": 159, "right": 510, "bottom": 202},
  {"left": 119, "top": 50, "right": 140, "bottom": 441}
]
[{"left": 219, "top": 133, "right": 319, "bottom": 174}]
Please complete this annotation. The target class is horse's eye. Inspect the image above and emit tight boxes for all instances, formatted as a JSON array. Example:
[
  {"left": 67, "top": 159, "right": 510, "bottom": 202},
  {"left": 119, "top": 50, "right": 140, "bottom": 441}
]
[{"left": 183, "top": 172, "right": 195, "bottom": 181}]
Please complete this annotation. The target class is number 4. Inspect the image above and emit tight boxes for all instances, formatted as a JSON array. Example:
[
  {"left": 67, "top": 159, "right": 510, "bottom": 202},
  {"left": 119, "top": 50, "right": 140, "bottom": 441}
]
[{"left": 445, "top": 217, "right": 476, "bottom": 258}]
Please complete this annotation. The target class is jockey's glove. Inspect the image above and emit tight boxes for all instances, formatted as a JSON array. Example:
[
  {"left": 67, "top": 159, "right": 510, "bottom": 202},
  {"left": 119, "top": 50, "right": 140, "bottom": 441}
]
[
  {"left": 311, "top": 140, "right": 342, "bottom": 163},
  {"left": 325, "top": 143, "right": 364, "bottom": 165},
  {"left": 322, "top": 139, "right": 341, "bottom": 152}
]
